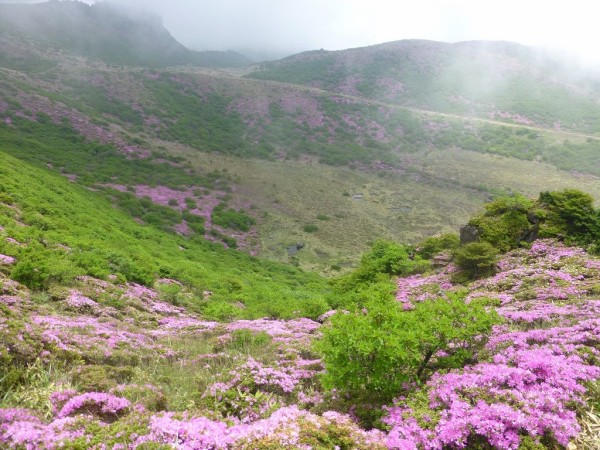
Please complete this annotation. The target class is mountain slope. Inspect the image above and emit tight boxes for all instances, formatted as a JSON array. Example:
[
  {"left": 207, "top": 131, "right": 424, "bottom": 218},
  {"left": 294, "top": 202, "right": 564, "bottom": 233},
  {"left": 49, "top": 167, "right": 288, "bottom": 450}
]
[
  {"left": 3, "top": 12, "right": 600, "bottom": 272},
  {"left": 0, "top": 149, "right": 328, "bottom": 318},
  {"left": 3, "top": 48, "right": 600, "bottom": 271},
  {"left": 248, "top": 39, "right": 600, "bottom": 133},
  {"left": 0, "top": 1, "right": 250, "bottom": 68}
]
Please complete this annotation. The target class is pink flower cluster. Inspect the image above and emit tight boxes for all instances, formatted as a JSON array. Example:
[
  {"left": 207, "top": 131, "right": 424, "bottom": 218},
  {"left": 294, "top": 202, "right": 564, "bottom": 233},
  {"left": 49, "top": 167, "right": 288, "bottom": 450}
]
[
  {"left": 133, "top": 405, "right": 385, "bottom": 449},
  {"left": 56, "top": 392, "right": 131, "bottom": 420},
  {"left": 0, "top": 411, "right": 86, "bottom": 449},
  {"left": 65, "top": 290, "right": 99, "bottom": 312},
  {"left": 31, "top": 315, "right": 167, "bottom": 358},
  {"left": 396, "top": 272, "right": 453, "bottom": 310},
  {"left": 386, "top": 240, "right": 600, "bottom": 449},
  {"left": 150, "top": 317, "right": 219, "bottom": 337},
  {"left": 385, "top": 346, "right": 599, "bottom": 449},
  {"left": 0, "top": 254, "right": 15, "bottom": 265},
  {"left": 225, "top": 318, "right": 320, "bottom": 345}
]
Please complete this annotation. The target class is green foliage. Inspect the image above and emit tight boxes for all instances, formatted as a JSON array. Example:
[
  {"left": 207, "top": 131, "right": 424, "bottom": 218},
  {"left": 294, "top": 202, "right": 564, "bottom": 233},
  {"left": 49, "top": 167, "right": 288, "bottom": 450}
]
[
  {"left": 467, "top": 189, "right": 600, "bottom": 254},
  {"left": 336, "top": 240, "right": 430, "bottom": 293},
  {"left": 303, "top": 224, "right": 319, "bottom": 233},
  {"left": 111, "top": 384, "right": 167, "bottom": 413},
  {"left": 11, "top": 246, "right": 84, "bottom": 290},
  {"left": 223, "top": 329, "right": 273, "bottom": 354},
  {"left": 106, "top": 190, "right": 189, "bottom": 234},
  {"left": 0, "top": 115, "right": 216, "bottom": 190},
  {"left": 0, "top": 316, "right": 45, "bottom": 396},
  {"left": 0, "top": 151, "right": 328, "bottom": 315},
  {"left": 1, "top": 359, "right": 73, "bottom": 419},
  {"left": 453, "top": 242, "right": 498, "bottom": 279},
  {"left": 469, "top": 194, "right": 534, "bottom": 252},
  {"left": 211, "top": 203, "right": 255, "bottom": 231},
  {"left": 538, "top": 189, "right": 600, "bottom": 247},
  {"left": 71, "top": 365, "right": 134, "bottom": 393},
  {"left": 316, "top": 288, "right": 501, "bottom": 408},
  {"left": 144, "top": 78, "right": 248, "bottom": 154},
  {"left": 416, "top": 233, "right": 460, "bottom": 259},
  {"left": 201, "top": 301, "right": 244, "bottom": 322}
]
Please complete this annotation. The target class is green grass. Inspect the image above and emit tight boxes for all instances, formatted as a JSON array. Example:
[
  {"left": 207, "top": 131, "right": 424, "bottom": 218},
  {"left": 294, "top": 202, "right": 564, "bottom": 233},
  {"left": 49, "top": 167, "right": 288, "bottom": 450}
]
[
  {"left": 0, "top": 150, "right": 328, "bottom": 315},
  {"left": 165, "top": 143, "right": 600, "bottom": 274}
]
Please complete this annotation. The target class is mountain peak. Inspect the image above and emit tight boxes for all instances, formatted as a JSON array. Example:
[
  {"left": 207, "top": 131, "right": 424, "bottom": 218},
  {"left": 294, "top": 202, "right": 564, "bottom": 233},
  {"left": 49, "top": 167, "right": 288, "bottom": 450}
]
[{"left": 0, "top": 0, "right": 250, "bottom": 67}]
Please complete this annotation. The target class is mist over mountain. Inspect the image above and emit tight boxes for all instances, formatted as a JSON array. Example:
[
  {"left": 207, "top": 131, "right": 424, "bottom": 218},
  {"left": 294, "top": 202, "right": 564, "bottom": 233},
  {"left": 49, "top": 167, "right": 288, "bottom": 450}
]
[
  {"left": 0, "top": 1, "right": 250, "bottom": 67},
  {"left": 249, "top": 39, "right": 600, "bottom": 132}
]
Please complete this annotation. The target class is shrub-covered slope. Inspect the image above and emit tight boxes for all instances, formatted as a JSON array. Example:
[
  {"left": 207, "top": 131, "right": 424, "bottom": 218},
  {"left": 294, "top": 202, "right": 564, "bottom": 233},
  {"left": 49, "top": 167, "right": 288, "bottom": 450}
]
[
  {"left": 249, "top": 39, "right": 600, "bottom": 134},
  {"left": 3, "top": 18, "right": 600, "bottom": 272},
  {"left": 3, "top": 230, "right": 600, "bottom": 448},
  {"left": 0, "top": 150, "right": 328, "bottom": 319}
]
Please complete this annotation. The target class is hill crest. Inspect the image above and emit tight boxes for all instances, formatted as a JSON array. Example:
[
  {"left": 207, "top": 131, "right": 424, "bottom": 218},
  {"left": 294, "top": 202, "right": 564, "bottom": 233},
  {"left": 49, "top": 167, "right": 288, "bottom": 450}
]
[{"left": 0, "top": 0, "right": 250, "bottom": 67}]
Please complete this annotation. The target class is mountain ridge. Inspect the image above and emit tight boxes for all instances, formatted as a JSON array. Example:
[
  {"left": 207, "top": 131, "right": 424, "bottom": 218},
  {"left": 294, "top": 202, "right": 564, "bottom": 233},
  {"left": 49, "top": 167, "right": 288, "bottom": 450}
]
[
  {"left": 0, "top": 1, "right": 251, "bottom": 68},
  {"left": 249, "top": 38, "right": 600, "bottom": 134}
]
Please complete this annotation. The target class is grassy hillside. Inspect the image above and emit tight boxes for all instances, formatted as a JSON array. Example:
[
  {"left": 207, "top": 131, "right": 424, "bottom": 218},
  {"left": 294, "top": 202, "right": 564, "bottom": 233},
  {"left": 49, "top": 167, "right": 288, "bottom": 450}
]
[
  {"left": 3, "top": 59, "right": 600, "bottom": 272},
  {"left": 3, "top": 22, "right": 600, "bottom": 272},
  {"left": 3, "top": 10, "right": 600, "bottom": 449},
  {"left": 248, "top": 40, "right": 600, "bottom": 134},
  {"left": 0, "top": 149, "right": 329, "bottom": 319}
]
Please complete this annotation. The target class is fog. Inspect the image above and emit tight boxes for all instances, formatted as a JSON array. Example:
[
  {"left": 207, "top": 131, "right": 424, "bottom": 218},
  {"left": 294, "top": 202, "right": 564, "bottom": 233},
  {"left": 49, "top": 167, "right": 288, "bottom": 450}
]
[{"left": 2, "top": 0, "right": 600, "bottom": 63}]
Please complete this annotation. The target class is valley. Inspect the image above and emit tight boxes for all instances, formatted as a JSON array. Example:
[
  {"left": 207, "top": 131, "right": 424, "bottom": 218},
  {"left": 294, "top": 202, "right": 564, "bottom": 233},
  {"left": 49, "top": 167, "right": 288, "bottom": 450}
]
[
  {"left": 2, "top": 2, "right": 600, "bottom": 449},
  {"left": 3, "top": 55, "right": 600, "bottom": 272}
]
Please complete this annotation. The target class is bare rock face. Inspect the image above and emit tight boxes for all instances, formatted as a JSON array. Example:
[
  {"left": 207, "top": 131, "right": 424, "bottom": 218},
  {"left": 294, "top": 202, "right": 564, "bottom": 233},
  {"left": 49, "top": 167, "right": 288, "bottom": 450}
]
[{"left": 460, "top": 224, "right": 479, "bottom": 245}]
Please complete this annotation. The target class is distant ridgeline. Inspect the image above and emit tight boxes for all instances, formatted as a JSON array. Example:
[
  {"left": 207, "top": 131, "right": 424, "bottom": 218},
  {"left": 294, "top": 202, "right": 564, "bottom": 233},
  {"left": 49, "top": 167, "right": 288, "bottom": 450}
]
[{"left": 0, "top": 1, "right": 250, "bottom": 67}]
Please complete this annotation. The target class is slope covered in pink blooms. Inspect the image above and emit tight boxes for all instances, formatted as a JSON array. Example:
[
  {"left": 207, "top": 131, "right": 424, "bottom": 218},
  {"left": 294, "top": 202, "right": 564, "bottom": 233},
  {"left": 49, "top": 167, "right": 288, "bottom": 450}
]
[{"left": 3, "top": 238, "right": 600, "bottom": 448}]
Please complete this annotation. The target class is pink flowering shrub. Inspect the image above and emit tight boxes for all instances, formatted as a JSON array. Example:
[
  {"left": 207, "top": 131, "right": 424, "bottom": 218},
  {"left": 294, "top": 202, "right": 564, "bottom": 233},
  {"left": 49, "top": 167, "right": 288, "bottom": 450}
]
[
  {"left": 3, "top": 240, "right": 600, "bottom": 449},
  {"left": 64, "top": 290, "right": 99, "bottom": 313},
  {"left": 202, "top": 356, "right": 322, "bottom": 423},
  {"left": 133, "top": 406, "right": 386, "bottom": 449},
  {"left": 384, "top": 240, "right": 600, "bottom": 449},
  {"left": 0, "top": 409, "right": 87, "bottom": 449},
  {"left": 0, "top": 254, "right": 15, "bottom": 265},
  {"left": 56, "top": 392, "right": 130, "bottom": 422},
  {"left": 384, "top": 347, "right": 600, "bottom": 449}
]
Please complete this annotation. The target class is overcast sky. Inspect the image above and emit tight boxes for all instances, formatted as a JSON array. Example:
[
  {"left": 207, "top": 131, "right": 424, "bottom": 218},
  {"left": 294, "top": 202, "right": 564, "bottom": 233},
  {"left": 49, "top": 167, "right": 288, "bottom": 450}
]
[{"left": 4, "top": 0, "right": 600, "bottom": 62}]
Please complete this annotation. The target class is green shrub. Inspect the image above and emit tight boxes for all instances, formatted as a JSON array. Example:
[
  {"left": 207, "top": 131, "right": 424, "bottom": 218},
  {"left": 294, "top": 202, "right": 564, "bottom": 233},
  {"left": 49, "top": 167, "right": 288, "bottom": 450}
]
[
  {"left": 336, "top": 240, "right": 430, "bottom": 293},
  {"left": 316, "top": 288, "right": 500, "bottom": 409},
  {"left": 211, "top": 203, "right": 255, "bottom": 231},
  {"left": 11, "top": 247, "right": 83, "bottom": 290},
  {"left": 71, "top": 365, "right": 135, "bottom": 392},
  {"left": 453, "top": 242, "right": 498, "bottom": 279},
  {"left": 110, "top": 383, "right": 167, "bottom": 412},
  {"left": 202, "top": 301, "right": 243, "bottom": 322},
  {"left": 467, "top": 189, "right": 600, "bottom": 254},
  {"left": 538, "top": 189, "right": 600, "bottom": 245},
  {"left": 303, "top": 224, "right": 319, "bottom": 233},
  {"left": 223, "top": 329, "right": 273, "bottom": 354},
  {"left": 417, "top": 233, "right": 460, "bottom": 259},
  {"left": 468, "top": 194, "right": 534, "bottom": 252}
]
